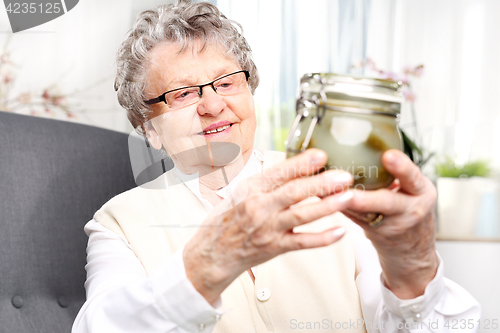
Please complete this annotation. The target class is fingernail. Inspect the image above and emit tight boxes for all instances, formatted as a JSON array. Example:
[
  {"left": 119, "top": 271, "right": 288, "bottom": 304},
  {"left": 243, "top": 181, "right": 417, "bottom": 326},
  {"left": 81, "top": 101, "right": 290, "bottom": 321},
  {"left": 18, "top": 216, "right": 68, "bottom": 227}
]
[
  {"left": 332, "top": 227, "right": 346, "bottom": 238},
  {"left": 338, "top": 191, "right": 353, "bottom": 202},
  {"left": 332, "top": 172, "right": 353, "bottom": 183},
  {"left": 311, "top": 150, "right": 326, "bottom": 165},
  {"left": 385, "top": 151, "right": 397, "bottom": 165}
]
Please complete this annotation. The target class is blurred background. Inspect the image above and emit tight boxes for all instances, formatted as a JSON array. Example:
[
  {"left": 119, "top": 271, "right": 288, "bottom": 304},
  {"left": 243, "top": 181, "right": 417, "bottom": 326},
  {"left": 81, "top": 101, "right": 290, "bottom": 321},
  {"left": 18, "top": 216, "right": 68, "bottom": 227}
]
[
  {"left": 0, "top": 0, "right": 499, "bottom": 329},
  {"left": 1, "top": 0, "right": 499, "bottom": 169}
]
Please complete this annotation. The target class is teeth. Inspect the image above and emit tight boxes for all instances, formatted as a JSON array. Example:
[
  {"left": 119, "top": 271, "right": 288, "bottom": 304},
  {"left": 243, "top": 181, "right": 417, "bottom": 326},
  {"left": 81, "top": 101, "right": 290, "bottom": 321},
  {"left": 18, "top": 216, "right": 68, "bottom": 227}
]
[{"left": 204, "top": 124, "right": 230, "bottom": 134}]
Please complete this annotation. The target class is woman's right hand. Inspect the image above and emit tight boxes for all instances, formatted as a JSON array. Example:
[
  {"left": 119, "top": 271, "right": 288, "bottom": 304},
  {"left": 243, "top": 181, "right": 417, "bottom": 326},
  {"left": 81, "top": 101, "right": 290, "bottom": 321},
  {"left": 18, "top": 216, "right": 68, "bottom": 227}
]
[{"left": 183, "top": 149, "right": 354, "bottom": 305}]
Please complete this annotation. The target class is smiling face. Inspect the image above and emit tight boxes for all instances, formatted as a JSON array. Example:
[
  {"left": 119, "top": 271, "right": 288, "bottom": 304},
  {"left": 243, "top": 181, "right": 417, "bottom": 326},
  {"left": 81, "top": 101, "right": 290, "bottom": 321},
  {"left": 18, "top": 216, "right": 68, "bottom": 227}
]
[{"left": 144, "top": 42, "right": 256, "bottom": 173}]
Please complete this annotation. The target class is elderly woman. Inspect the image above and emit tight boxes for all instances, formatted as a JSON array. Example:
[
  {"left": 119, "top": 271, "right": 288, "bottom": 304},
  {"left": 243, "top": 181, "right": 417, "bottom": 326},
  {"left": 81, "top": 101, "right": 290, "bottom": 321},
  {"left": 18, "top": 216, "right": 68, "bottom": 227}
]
[{"left": 73, "top": 1, "right": 480, "bottom": 332}]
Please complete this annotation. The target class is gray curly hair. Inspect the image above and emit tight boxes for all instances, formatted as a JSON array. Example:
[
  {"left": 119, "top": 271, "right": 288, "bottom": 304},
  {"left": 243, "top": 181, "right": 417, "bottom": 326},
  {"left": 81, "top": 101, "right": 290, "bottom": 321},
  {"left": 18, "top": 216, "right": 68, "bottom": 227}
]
[{"left": 115, "top": 0, "right": 260, "bottom": 133}]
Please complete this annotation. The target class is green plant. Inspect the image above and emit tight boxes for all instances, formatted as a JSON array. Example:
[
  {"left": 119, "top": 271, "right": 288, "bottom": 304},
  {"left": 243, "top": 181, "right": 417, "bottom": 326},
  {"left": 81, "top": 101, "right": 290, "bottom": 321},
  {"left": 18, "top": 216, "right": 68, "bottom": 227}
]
[
  {"left": 401, "top": 130, "right": 434, "bottom": 168},
  {"left": 435, "top": 157, "right": 491, "bottom": 178}
]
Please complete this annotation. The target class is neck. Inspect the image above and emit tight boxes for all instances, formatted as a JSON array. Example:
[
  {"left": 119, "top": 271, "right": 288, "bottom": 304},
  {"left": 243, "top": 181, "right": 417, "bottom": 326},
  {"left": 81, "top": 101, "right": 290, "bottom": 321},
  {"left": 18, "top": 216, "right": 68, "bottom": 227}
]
[
  {"left": 199, "top": 146, "right": 250, "bottom": 191},
  {"left": 173, "top": 146, "right": 253, "bottom": 204}
]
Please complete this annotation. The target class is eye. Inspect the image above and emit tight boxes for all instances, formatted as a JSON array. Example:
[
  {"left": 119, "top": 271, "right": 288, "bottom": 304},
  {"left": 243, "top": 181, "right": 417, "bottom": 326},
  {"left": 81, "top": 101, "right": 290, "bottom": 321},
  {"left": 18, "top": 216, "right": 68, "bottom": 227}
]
[
  {"left": 215, "top": 77, "right": 234, "bottom": 90},
  {"left": 171, "top": 88, "right": 198, "bottom": 101},
  {"left": 176, "top": 90, "right": 195, "bottom": 99},
  {"left": 166, "top": 87, "right": 200, "bottom": 108}
]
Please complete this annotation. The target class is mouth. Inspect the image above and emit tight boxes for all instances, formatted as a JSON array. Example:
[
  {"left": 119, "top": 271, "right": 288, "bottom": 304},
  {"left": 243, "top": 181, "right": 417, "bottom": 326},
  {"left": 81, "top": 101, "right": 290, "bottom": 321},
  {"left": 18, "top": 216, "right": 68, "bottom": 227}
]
[{"left": 198, "top": 122, "right": 234, "bottom": 136}]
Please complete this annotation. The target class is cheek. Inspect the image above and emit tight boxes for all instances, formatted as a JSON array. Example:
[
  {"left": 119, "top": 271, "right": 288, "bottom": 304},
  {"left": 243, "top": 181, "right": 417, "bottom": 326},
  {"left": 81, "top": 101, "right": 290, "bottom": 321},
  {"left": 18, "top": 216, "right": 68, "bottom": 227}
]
[
  {"left": 153, "top": 116, "right": 178, "bottom": 143},
  {"left": 232, "top": 95, "right": 256, "bottom": 122},
  {"left": 238, "top": 99, "right": 256, "bottom": 146},
  {"left": 155, "top": 112, "right": 205, "bottom": 154},
  {"left": 243, "top": 100, "right": 257, "bottom": 131}
]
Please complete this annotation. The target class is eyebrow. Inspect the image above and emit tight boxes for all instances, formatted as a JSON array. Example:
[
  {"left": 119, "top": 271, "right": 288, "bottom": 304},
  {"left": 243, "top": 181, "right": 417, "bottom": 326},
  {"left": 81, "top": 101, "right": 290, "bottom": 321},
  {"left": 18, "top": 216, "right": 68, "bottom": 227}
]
[
  {"left": 167, "top": 76, "right": 197, "bottom": 89},
  {"left": 165, "top": 67, "right": 238, "bottom": 91}
]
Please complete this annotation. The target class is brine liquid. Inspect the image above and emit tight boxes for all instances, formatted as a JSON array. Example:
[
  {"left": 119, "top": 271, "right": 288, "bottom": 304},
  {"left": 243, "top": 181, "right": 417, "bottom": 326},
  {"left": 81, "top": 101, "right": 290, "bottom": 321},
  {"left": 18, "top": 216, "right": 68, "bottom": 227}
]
[{"left": 286, "top": 111, "right": 402, "bottom": 190}]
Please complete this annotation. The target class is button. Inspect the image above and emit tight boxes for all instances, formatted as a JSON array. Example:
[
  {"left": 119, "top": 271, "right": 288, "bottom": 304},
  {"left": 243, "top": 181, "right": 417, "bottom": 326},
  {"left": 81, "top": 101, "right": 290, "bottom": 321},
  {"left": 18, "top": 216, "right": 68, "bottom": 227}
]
[
  {"left": 414, "top": 313, "right": 422, "bottom": 321},
  {"left": 58, "top": 296, "right": 69, "bottom": 308},
  {"left": 12, "top": 296, "right": 24, "bottom": 308},
  {"left": 226, "top": 188, "right": 231, "bottom": 194},
  {"left": 256, "top": 287, "right": 271, "bottom": 302},
  {"left": 214, "top": 314, "right": 221, "bottom": 322},
  {"left": 197, "top": 323, "right": 205, "bottom": 331},
  {"left": 410, "top": 304, "right": 420, "bottom": 312}
]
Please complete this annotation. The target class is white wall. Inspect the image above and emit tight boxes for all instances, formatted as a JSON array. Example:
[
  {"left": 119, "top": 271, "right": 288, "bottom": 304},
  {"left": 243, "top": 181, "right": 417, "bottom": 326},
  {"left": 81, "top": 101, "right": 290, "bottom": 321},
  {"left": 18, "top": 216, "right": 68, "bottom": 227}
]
[{"left": 437, "top": 241, "right": 500, "bottom": 332}]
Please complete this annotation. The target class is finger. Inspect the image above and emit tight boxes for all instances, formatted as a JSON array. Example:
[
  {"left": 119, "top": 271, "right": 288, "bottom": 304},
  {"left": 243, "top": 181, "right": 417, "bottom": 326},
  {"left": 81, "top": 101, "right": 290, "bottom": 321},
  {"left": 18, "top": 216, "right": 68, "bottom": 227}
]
[
  {"left": 272, "top": 170, "right": 353, "bottom": 209},
  {"left": 342, "top": 210, "right": 375, "bottom": 230},
  {"left": 347, "top": 188, "right": 411, "bottom": 215},
  {"left": 382, "top": 150, "right": 428, "bottom": 196},
  {"left": 280, "top": 226, "right": 346, "bottom": 251},
  {"left": 277, "top": 191, "right": 354, "bottom": 230},
  {"left": 259, "top": 149, "right": 328, "bottom": 192},
  {"left": 342, "top": 209, "right": 388, "bottom": 226},
  {"left": 343, "top": 208, "right": 427, "bottom": 237},
  {"left": 387, "top": 178, "right": 401, "bottom": 192}
]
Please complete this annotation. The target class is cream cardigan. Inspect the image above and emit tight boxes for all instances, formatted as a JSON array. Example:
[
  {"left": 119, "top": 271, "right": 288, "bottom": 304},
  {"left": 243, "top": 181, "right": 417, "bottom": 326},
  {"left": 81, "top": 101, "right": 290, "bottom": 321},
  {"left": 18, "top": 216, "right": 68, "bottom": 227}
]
[{"left": 94, "top": 151, "right": 366, "bottom": 332}]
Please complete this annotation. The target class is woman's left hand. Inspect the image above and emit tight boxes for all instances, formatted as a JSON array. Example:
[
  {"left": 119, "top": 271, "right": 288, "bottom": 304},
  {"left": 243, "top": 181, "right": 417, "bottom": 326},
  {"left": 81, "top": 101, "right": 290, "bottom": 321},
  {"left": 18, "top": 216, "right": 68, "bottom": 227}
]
[{"left": 343, "top": 149, "right": 439, "bottom": 299}]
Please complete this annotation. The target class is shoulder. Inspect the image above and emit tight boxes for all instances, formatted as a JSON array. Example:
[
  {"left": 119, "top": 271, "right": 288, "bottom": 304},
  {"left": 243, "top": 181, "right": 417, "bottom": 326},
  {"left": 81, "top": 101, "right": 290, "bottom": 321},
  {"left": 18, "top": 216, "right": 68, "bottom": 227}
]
[
  {"left": 103, "top": 171, "right": 171, "bottom": 206},
  {"left": 93, "top": 170, "right": 178, "bottom": 229}
]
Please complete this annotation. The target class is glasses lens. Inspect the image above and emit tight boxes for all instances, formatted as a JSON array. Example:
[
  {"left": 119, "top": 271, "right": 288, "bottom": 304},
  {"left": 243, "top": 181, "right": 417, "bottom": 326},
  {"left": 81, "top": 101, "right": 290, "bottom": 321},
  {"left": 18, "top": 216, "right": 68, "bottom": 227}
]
[
  {"left": 213, "top": 72, "right": 247, "bottom": 96},
  {"left": 165, "top": 87, "right": 200, "bottom": 109}
]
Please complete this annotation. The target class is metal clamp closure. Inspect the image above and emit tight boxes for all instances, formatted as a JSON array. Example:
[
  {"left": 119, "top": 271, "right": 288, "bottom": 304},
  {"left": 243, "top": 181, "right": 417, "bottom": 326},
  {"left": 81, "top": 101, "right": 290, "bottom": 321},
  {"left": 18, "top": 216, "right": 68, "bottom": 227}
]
[{"left": 285, "top": 76, "right": 327, "bottom": 152}]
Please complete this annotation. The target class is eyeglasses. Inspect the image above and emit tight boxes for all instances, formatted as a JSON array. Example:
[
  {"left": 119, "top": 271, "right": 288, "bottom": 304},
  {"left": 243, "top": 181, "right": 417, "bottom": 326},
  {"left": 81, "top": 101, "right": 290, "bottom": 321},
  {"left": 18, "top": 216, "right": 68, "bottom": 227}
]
[{"left": 144, "top": 70, "right": 250, "bottom": 109}]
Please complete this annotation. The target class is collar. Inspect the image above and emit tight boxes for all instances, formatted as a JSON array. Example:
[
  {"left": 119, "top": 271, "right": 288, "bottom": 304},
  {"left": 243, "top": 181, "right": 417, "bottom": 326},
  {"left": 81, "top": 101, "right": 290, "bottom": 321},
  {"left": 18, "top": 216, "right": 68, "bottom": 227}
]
[{"left": 173, "top": 149, "right": 264, "bottom": 210}]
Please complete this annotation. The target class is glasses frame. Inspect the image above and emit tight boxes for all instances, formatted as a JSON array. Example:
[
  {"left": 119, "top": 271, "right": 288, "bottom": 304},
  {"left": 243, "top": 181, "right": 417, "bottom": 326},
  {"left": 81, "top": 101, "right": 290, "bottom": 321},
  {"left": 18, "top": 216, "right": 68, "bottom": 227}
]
[{"left": 144, "top": 70, "right": 250, "bottom": 106}]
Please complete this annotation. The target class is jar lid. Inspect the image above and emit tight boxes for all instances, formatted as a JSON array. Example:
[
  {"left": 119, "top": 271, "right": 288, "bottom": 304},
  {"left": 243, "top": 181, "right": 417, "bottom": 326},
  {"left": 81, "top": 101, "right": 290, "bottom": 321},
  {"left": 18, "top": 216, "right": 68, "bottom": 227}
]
[{"left": 300, "top": 73, "right": 403, "bottom": 107}]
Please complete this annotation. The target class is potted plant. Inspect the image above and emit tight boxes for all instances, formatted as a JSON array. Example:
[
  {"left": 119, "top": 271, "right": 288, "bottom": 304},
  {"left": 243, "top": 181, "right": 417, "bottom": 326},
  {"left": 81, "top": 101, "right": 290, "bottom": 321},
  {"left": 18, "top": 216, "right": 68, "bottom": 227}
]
[{"left": 435, "top": 158, "right": 499, "bottom": 239}]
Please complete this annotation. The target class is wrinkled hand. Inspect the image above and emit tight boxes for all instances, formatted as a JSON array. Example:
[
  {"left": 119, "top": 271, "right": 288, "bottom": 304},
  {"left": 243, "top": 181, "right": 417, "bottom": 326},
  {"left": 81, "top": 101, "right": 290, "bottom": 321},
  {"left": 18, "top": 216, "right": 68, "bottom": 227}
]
[
  {"left": 344, "top": 149, "right": 438, "bottom": 299},
  {"left": 183, "top": 149, "right": 354, "bottom": 304}
]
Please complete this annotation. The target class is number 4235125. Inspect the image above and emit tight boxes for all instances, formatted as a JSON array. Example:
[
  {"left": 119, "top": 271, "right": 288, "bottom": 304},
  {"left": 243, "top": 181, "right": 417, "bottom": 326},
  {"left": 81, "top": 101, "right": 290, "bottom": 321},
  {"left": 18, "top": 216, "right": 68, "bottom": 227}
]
[
  {"left": 444, "top": 319, "right": 498, "bottom": 330},
  {"left": 5, "top": 3, "right": 62, "bottom": 14}
]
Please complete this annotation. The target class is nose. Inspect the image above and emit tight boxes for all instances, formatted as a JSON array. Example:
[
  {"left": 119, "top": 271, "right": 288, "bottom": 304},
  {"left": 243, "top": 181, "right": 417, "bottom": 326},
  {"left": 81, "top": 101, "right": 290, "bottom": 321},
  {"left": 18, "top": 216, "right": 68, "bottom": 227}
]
[{"left": 196, "top": 85, "right": 226, "bottom": 117}]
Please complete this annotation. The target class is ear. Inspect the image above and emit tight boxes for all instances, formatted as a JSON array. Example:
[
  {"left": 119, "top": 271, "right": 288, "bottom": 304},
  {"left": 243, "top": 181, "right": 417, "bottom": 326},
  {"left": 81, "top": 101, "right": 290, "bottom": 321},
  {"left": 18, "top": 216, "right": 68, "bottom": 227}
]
[{"left": 144, "top": 121, "right": 163, "bottom": 150}]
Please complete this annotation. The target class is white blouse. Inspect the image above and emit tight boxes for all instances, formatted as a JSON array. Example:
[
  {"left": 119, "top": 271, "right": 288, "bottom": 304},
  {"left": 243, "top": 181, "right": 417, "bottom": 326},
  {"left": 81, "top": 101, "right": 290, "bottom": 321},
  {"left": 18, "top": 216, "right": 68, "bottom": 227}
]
[{"left": 72, "top": 150, "right": 481, "bottom": 333}]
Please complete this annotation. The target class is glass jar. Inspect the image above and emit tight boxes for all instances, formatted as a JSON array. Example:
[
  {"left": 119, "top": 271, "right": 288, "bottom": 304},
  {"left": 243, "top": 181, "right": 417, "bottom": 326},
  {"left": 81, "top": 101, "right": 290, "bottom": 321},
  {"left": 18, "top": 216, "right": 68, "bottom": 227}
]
[{"left": 286, "top": 73, "right": 403, "bottom": 190}]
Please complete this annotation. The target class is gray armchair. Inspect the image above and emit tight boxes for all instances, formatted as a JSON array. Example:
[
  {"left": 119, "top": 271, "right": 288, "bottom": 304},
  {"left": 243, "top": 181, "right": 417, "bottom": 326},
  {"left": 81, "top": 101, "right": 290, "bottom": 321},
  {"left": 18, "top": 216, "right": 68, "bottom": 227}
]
[{"left": 0, "top": 111, "right": 137, "bottom": 332}]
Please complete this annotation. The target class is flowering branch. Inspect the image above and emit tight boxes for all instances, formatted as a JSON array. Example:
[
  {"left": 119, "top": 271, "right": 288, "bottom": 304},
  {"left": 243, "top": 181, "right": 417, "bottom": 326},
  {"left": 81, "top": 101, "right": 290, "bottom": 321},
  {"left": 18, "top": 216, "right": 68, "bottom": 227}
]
[
  {"left": 352, "top": 57, "right": 424, "bottom": 102},
  {"left": 0, "top": 39, "right": 107, "bottom": 119}
]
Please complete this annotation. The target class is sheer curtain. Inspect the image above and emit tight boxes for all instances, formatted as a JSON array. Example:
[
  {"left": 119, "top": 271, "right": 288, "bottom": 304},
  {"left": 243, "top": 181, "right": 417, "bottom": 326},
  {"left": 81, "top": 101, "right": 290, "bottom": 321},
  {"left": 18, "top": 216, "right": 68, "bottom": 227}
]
[
  {"left": 216, "top": 0, "right": 371, "bottom": 151},
  {"left": 367, "top": 0, "right": 500, "bottom": 172},
  {"left": 217, "top": 0, "right": 500, "bottom": 172}
]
